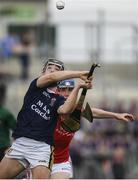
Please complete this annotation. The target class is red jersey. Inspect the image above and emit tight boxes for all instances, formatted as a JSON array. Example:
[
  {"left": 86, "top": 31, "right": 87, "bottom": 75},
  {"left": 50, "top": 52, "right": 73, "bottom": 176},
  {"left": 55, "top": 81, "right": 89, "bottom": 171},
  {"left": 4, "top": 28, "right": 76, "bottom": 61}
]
[{"left": 54, "top": 116, "right": 75, "bottom": 163}]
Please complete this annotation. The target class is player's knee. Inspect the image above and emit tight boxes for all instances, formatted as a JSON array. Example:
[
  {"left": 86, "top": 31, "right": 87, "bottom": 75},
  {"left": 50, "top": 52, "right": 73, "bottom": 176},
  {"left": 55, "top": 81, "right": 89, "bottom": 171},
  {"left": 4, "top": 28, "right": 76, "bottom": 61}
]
[
  {"left": 0, "top": 158, "right": 24, "bottom": 179},
  {"left": 32, "top": 166, "right": 50, "bottom": 179},
  {"left": 0, "top": 164, "right": 10, "bottom": 178},
  {"left": 50, "top": 172, "right": 70, "bottom": 179}
]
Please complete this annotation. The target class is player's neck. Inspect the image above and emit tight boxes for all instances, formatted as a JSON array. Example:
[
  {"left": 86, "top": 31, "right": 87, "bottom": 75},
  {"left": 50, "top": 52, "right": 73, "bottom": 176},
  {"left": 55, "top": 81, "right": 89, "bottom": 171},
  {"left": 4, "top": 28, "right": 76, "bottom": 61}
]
[{"left": 47, "top": 87, "right": 57, "bottom": 93}]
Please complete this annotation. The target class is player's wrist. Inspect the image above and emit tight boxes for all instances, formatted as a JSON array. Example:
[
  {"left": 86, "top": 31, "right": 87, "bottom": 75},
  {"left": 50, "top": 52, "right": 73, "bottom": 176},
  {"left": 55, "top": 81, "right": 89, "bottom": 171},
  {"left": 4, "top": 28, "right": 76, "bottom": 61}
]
[{"left": 114, "top": 113, "right": 120, "bottom": 119}]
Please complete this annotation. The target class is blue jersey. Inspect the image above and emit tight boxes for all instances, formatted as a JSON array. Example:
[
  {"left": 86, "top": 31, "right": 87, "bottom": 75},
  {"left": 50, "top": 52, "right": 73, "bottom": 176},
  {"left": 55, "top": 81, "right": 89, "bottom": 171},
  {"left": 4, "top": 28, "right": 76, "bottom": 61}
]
[{"left": 12, "top": 78, "right": 65, "bottom": 145}]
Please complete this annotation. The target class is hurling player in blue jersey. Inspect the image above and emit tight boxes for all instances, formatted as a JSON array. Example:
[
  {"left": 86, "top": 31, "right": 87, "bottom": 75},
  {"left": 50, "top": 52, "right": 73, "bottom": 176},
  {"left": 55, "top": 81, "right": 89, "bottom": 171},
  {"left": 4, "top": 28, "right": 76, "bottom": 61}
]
[{"left": 0, "top": 58, "right": 92, "bottom": 179}]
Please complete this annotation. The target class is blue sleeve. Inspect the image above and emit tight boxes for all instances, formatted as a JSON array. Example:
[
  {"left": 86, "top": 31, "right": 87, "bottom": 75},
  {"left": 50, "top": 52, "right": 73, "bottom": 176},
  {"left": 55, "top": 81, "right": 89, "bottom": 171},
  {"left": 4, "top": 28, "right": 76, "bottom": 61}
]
[
  {"left": 55, "top": 95, "right": 65, "bottom": 110},
  {"left": 29, "top": 78, "right": 38, "bottom": 90}
]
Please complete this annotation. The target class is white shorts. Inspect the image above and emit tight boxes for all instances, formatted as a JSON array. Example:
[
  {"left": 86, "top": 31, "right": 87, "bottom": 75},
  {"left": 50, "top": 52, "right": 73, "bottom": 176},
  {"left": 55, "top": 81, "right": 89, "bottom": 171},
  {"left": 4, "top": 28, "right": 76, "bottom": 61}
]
[
  {"left": 51, "top": 160, "right": 73, "bottom": 178},
  {"left": 5, "top": 137, "right": 54, "bottom": 170}
]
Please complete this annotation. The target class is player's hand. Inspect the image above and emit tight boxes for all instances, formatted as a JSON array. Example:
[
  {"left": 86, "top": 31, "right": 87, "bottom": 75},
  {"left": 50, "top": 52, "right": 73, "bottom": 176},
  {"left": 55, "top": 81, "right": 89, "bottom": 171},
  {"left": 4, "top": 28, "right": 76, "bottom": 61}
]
[
  {"left": 80, "top": 72, "right": 93, "bottom": 82},
  {"left": 80, "top": 71, "right": 91, "bottom": 81},
  {"left": 78, "top": 80, "right": 92, "bottom": 89},
  {"left": 115, "top": 113, "right": 135, "bottom": 122}
]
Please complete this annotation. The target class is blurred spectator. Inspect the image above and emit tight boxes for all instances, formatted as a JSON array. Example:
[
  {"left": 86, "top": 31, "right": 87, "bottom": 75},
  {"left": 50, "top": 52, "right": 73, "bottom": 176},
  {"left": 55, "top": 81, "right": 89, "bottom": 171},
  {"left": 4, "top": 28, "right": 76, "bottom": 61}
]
[
  {"left": 129, "top": 100, "right": 138, "bottom": 137},
  {"left": 12, "top": 31, "right": 32, "bottom": 80},
  {"left": 0, "top": 32, "right": 19, "bottom": 62},
  {"left": 19, "top": 32, "right": 32, "bottom": 80},
  {"left": 0, "top": 82, "right": 16, "bottom": 161},
  {"left": 101, "top": 159, "right": 113, "bottom": 178},
  {"left": 114, "top": 100, "right": 127, "bottom": 113},
  {"left": 129, "top": 100, "right": 138, "bottom": 118},
  {"left": 99, "top": 99, "right": 112, "bottom": 111},
  {"left": 70, "top": 130, "right": 84, "bottom": 178},
  {"left": 112, "top": 147, "right": 125, "bottom": 179}
]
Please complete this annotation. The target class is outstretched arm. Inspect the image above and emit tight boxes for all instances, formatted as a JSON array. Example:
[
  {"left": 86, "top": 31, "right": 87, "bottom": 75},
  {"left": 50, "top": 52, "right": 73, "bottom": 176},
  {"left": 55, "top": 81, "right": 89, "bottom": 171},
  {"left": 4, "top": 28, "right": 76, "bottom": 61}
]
[
  {"left": 37, "top": 70, "right": 90, "bottom": 88},
  {"left": 92, "top": 108, "right": 135, "bottom": 122}
]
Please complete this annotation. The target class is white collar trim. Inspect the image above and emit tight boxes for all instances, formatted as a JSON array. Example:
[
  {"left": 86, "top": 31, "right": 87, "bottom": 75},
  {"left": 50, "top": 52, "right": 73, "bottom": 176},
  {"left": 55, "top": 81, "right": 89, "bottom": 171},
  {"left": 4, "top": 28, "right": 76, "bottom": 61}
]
[{"left": 47, "top": 88, "right": 56, "bottom": 94}]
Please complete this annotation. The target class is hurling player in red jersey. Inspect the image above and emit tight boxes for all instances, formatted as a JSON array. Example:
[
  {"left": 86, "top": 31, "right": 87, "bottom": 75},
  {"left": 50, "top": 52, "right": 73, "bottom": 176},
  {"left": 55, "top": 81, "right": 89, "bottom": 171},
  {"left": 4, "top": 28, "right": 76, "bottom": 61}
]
[{"left": 50, "top": 79, "right": 135, "bottom": 179}]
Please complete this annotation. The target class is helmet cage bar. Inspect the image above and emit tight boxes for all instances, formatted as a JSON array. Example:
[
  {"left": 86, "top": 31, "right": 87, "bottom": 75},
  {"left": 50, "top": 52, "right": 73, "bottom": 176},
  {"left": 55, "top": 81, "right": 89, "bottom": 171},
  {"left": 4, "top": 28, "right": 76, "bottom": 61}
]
[
  {"left": 46, "top": 62, "right": 63, "bottom": 70},
  {"left": 42, "top": 58, "right": 64, "bottom": 73}
]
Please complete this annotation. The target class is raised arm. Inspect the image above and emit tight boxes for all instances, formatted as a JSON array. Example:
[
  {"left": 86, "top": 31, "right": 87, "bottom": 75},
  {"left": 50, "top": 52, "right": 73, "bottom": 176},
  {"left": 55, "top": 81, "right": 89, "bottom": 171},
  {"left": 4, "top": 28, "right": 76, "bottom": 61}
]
[
  {"left": 37, "top": 70, "right": 89, "bottom": 88},
  {"left": 58, "top": 81, "right": 92, "bottom": 114},
  {"left": 92, "top": 108, "right": 135, "bottom": 122}
]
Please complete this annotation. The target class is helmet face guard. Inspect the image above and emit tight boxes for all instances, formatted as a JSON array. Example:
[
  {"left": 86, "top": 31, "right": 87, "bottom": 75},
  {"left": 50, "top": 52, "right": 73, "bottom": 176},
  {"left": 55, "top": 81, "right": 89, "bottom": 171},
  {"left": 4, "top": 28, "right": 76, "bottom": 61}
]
[
  {"left": 43, "top": 58, "right": 64, "bottom": 72},
  {"left": 58, "top": 79, "right": 75, "bottom": 89}
]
